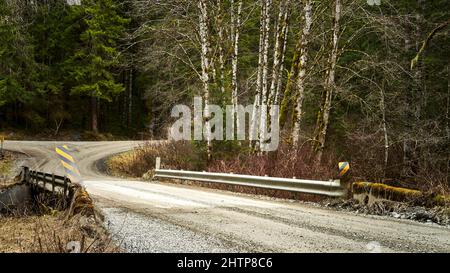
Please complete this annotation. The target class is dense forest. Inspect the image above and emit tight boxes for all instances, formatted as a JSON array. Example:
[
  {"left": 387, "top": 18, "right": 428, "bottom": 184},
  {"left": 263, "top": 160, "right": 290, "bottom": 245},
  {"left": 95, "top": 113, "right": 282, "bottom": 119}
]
[{"left": 0, "top": 0, "right": 449, "bottom": 188}]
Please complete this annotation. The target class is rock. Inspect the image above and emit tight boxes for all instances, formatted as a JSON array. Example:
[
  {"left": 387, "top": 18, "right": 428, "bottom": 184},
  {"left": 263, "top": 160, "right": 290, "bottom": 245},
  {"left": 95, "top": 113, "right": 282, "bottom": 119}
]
[
  {"left": 414, "top": 210, "right": 432, "bottom": 222},
  {"left": 392, "top": 212, "right": 401, "bottom": 218},
  {"left": 142, "top": 169, "right": 155, "bottom": 180},
  {"left": 323, "top": 196, "right": 450, "bottom": 227}
]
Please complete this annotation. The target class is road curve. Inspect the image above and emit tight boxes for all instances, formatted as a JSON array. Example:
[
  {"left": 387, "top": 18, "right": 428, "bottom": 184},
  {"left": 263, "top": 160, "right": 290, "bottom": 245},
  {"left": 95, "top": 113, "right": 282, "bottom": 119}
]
[{"left": 4, "top": 141, "right": 450, "bottom": 253}]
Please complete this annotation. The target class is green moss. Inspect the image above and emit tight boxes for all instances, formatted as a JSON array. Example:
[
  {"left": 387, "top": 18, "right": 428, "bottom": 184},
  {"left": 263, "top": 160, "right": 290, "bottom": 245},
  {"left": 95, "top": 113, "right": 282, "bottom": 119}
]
[
  {"left": 353, "top": 182, "right": 450, "bottom": 206},
  {"left": 0, "top": 158, "right": 13, "bottom": 176},
  {"left": 433, "top": 195, "right": 450, "bottom": 206},
  {"left": 352, "top": 182, "right": 422, "bottom": 202}
]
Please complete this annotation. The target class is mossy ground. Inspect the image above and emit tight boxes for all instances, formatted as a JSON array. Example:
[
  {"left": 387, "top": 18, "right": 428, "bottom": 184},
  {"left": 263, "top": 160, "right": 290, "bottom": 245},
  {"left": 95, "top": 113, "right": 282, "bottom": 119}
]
[
  {"left": 0, "top": 157, "right": 13, "bottom": 176},
  {"left": 352, "top": 182, "right": 449, "bottom": 207}
]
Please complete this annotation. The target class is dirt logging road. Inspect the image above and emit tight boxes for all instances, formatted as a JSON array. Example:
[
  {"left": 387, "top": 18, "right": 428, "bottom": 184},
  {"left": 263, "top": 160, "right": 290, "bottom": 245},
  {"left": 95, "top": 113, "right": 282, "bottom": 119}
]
[{"left": 4, "top": 141, "right": 450, "bottom": 253}]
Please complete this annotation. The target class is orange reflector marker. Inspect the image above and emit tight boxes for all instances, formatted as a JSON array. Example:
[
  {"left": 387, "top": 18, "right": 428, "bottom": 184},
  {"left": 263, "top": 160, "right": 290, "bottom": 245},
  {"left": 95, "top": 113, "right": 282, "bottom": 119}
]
[{"left": 338, "top": 162, "right": 350, "bottom": 177}]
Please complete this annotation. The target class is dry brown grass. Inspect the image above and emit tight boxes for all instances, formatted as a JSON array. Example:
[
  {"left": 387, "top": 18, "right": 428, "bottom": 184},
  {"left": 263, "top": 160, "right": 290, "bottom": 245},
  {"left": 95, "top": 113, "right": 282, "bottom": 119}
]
[
  {"left": 69, "top": 187, "right": 95, "bottom": 217},
  {"left": 108, "top": 141, "right": 206, "bottom": 177},
  {"left": 0, "top": 212, "right": 118, "bottom": 253},
  {"left": 108, "top": 141, "right": 337, "bottom": 181}
]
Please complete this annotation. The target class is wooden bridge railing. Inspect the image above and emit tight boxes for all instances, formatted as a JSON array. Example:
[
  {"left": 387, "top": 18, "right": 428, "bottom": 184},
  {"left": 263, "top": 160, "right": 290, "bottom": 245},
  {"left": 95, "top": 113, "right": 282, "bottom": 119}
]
[{"left": 21, "top": 166, "right": 73, "bottom": 198}]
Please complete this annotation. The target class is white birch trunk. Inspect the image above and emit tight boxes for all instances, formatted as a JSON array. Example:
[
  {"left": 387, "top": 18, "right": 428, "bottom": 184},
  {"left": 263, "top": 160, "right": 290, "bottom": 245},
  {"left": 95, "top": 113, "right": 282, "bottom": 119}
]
[
  {"left": 269, "top": 0, "right": 290, "bottom": 106},
  {"left": 380, "top": 85, "right": 389, "bottom": 176},
  {"left": 274, "top": 22, "right": 289, "bottom": 105},
  {"left": 217, "top": 0, "right": 226, "bottom": 95},
  {"left": 251, "top": 0, "right": 267, "bottom": 148},
  {"left": 259, "top": 0, "right": 272, "bottom": 151},
  {"left": 250, "top": 94, "right": 260, "bottom": 142},
  {"left": 316, "top": 0, "right": 341, "bottom": 161},
  {"left": 292, "top": 0, "right": 312, "bottom": 145},
  {"left": 255, "top": 0, "right": 266, "bottom": 106},
  {"left": 198, "top": 0, "right": 212, "bottom": 159},
  {"left": 231, "top": 0, "right": 243, "bottom": 140}
]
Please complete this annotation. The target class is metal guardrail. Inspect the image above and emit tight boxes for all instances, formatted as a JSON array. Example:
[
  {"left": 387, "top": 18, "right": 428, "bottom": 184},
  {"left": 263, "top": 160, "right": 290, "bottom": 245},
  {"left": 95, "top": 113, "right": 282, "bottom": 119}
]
[
  {"left": 21, "top": 166, "right": 73, "bottom": 198},
  {"left": 153, "top": 158, "right": 345, "bottom": 197}
]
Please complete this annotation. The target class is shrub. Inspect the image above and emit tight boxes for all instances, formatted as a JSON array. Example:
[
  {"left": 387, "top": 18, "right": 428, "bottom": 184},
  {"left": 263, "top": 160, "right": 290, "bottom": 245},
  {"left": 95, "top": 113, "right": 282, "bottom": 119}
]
[
  {"left": 108, "top": 141, "right": 207, "bottom": 177},
  {"left": 208, "top": 143, "right": 337, "bottom": 181}
]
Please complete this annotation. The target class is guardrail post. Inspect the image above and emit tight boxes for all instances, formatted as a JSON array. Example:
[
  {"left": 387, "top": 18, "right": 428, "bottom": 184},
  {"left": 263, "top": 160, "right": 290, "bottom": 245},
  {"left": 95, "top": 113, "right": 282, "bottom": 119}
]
[
  {"left": 26, "top": 167, "right": 30, "bottom": 183},
  {"left": 155, "top": 157, "right": 161, "bottom": 170},
  {"left": 21, "top": 166, "right": 29, "bottom": 183},
  {"left": 43, "top": 173, "right": 46, "bottom": 189},
  {"left": 28, "top": 170, "right": 32, "bottom": 187},
  {"left": 52, "top": 174, "right": 55, "bottom": 193},
  {"left": 23, "top": 167, "right": 30, "bottom": 184},
  {"left": 63, "top": 176, "right": 68, "bottom": 198}
]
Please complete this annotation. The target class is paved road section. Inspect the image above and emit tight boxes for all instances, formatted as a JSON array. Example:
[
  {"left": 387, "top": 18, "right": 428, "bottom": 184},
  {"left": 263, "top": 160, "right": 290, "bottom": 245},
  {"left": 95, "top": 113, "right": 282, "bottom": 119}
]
[{"left": 4, "top": 141, "right": 450, "bottom": 252}]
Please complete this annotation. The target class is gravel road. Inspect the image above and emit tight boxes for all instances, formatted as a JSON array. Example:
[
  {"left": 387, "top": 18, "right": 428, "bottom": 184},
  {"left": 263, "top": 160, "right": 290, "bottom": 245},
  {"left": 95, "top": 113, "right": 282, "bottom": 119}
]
[{"left": 4, "top": 141, "right": 450, "bottom": 253}]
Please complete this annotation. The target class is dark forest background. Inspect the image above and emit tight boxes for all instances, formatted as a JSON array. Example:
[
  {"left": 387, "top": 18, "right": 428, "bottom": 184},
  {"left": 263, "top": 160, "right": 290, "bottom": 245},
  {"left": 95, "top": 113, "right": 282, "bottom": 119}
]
[{"left": 1, "top": 0, "right": 449, "bottom": 188}]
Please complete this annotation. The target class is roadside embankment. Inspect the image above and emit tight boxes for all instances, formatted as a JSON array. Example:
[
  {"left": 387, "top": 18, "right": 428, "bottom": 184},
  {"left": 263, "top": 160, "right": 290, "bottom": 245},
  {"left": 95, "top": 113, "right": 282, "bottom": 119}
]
[
  {"left": 323, "top": 182, "right": 450, "bottom": 226},
  {"left": 0, "top": 173, "right": 117, "bottom": 253}
]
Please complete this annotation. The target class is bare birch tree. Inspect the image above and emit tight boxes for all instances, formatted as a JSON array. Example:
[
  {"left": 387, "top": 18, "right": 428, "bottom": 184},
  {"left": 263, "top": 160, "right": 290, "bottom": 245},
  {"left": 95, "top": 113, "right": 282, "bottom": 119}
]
[
  {"left": 274, "top": 21, "right": 289, "bottom": 105},
  {"left": 250, "top": 0, "right": 267, "bottom": 149},
  {"left": 231, "top": 0, "right": 243, "bottom": 139},
  {"left": 291, "top": 0, "right": 312, "bottom": 145},
  {"left": 216, "top": 0, "right": 226, "bottom": 96},
  {"left": 268, "top": 0, "right": 291, "bottom": 106},
  {"left": 315, "top": 0, "right": 341, "bottom": 161},
  {"left": 259, "top": 0, "right": 272, "bottom": 151},
  {"left": 198, "top": 0, "right": 212, "bottom": 159}
]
